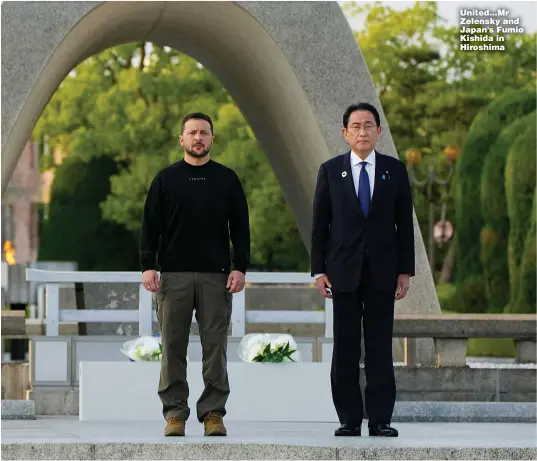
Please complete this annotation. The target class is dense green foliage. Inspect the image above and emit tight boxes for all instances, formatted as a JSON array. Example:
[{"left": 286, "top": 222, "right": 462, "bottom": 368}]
[
  {"left": 513, "top": 191, "right": 536, "bottom": 314},
  {"left": 39, "top": 155, "right": 139, "bottom": 270},
  {"left": 504, "top": 120, "right": 536, "bottom": 313},
  {"left": 480, "top": 110, "right": 536, "bottom": 312},
  {"left": 453, "top": 90, "right": 536, "bottom": 312}
]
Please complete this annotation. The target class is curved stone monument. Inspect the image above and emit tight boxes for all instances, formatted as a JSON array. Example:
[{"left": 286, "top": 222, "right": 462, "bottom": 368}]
[{"left": 1, "top": 1, "right": 440, "bottom": 364}]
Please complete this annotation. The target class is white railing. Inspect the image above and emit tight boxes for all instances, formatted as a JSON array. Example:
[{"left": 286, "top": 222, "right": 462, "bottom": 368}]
[{"left": 25, "top": 269, "right": 333, "bottom": 338}]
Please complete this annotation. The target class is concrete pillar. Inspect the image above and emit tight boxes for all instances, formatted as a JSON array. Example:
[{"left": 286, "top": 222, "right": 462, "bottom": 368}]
[{"left": 434, "top": 338, "right": 468, "bottom": 367}]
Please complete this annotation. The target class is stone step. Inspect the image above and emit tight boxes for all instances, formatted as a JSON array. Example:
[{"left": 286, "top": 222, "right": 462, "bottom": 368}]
[
  {"left": 1, "top": 400, "right": 36, "bottom": 420},
  {"left": 2, "top": 419, "right": 536, "bottom": 460},
  {"left": 392, "top": 401, "right": 536, "bottom": 423}
]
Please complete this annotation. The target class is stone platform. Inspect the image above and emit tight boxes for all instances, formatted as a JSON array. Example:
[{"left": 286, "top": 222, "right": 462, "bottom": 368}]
[{"left": 2, "top": 417, "right": 536, "bottom": 460}]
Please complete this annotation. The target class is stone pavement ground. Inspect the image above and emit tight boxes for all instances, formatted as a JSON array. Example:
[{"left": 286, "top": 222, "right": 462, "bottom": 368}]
[{"left": 1, "top": 417, "right": 536, "bottom": 460}]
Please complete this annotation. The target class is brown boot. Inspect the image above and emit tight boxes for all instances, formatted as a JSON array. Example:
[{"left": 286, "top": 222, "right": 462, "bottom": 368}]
[
  {"left": 164, "top": 417, "right": 185, "bottom": 436},
  {"left": 203, "top": 412, "right": 227, "bottom": 436}
]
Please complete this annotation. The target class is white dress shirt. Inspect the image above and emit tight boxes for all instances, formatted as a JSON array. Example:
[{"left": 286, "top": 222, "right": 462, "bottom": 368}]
[
  {"left": 314, "top": 150, "right": 376, "bottom": 280},
  {"left": 351, "top": 149, "right": 375, "bottom": 199}
]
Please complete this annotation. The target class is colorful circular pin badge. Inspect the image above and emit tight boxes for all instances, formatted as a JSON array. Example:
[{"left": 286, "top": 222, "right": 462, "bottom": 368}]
[{"left": 342, "top": 171, "right": 347, "bottom": 177}]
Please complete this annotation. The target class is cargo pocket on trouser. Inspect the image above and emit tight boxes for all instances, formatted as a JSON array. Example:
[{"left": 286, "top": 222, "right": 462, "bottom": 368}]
[
  {"left": 224, "top": 290, "right": 233, "bottom": 331},
  {"left": 155, "top": 274, "right": 167, "bottom": 329},
  {"left": 196, "top": 274, "right": 232, "bottom": 386}
]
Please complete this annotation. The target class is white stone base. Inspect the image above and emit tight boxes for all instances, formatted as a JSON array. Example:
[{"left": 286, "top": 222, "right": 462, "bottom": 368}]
[{"left": 79, "top": 361, "right": 338, "bottom": 422}]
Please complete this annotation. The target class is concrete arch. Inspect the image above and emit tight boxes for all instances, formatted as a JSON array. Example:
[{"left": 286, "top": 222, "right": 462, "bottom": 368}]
[{"left": 1, "top": 1, "right": 439, "bottom": 364}]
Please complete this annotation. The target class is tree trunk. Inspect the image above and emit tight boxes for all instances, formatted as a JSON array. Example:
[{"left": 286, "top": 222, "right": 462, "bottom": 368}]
[
  {"left": 439, "top": 237, "right": 456, "bottom": 283},
  {"left": 138, "top": 42, "right": 146, "bottom": 70}
]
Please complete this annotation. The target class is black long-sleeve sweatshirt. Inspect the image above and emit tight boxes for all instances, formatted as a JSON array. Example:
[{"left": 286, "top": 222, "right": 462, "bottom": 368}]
[{"left": 140, "top": 159, "right": 250, "bottom": 274}]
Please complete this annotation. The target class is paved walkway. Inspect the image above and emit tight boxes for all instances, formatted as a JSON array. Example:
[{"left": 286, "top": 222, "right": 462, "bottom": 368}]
[{"left": 2, "top": 417, "right": 536, "bottom": 459}]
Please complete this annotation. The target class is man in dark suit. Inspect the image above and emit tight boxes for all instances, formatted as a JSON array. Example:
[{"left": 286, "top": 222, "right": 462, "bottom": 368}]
[{"left": 311, "top": 102, "right": 415, "bottom": 437}]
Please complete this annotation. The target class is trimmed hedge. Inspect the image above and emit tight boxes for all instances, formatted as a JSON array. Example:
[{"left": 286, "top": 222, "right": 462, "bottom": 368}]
[
  {"left": 513, "top": 191, "right": 536, "bottom": 313},
  {"left": 480, "top": 111, "right": 536, "bottom": 312},
  {"left": 436, "top": 283, "right": 457, "bottom": 312},
  {"left": 505, "top": 119, "right": 537, "bottom": 313},
  {"left": 454, "top": 90, "right": 536, "bottom": 312}
]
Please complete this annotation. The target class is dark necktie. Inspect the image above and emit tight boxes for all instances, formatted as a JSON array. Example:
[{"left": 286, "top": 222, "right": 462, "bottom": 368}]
[{"left": 358, "top": 161, "right": 370, "bottom": 217}]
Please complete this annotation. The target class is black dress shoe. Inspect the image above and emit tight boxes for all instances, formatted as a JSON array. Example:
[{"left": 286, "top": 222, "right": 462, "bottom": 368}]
[
  {"left": 369, "top": 423, "right": 398, "bottom": 437},
  {"left": 335, "top": 423, "right": 361, "bottom": 436}
]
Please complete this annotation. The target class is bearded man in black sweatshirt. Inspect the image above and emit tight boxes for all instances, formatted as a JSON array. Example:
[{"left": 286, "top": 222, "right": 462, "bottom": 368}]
[{"left": 140, "top": 112, "right": 250, "bottom": 437}]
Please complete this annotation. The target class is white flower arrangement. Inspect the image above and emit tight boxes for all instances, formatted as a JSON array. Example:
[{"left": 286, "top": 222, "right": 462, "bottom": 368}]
[
  {"left": 237, "top": 333, "right": 302, "bottom": 363},
  {"left": 120, "top": 334, "right": 162, "bottom": 362}
]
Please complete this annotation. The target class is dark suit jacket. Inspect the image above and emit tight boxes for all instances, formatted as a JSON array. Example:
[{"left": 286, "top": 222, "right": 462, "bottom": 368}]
[{"left": 311, "top": 150, "right": 415, "bottom": 292}]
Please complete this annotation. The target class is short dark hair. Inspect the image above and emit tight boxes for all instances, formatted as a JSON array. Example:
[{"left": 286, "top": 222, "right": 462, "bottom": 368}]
[
  {"left": 181, "top": 112, "right": 214, "bottom": 133},
  {"left": 343, "top": 103, "right": 381, "bottom": 128}
]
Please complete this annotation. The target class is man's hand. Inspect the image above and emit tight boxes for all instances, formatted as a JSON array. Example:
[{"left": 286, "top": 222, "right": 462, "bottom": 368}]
[
  {"left": 227, "top": 270, "right": 245, "bottom": 293},
  {"left": 395, "top": 274, "right": 410, "bottom": 300},
  {"left": 315, "top": 275, "right": 332, "bottom": 298},
  {"left": 142, "top": 270, "right": 159, "bottom": 292}
]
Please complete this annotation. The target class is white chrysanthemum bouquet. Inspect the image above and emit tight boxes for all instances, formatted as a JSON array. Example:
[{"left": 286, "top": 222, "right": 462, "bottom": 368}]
[
  {"left": 120, "top": 334, "right": 162, "bottom": 362},
  {"left": 237, "top": 333, "right": 301, "bottom": 363}
]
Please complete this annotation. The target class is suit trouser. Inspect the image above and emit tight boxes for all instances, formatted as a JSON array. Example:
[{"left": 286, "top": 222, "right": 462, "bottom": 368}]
[
  {"left": 156, "top": 272, "right": 232, "bottom": 422},
  {"left": 330, "top": 261, "right": 396, "bottom": 426}
]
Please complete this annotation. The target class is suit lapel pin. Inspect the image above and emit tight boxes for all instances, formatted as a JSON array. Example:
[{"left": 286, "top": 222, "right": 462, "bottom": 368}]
[{"left": 341, "top": 171, "right": 347, "bottom": 178}]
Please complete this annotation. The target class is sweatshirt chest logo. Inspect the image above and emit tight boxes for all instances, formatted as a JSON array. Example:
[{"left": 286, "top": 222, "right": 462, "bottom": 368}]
[{"left": 189, "top": 177, "right": 206, "bottom": 181}]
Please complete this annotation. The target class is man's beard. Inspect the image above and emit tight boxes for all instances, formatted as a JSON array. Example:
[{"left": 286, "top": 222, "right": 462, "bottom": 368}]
[{"left": 185, "top": 145, "right": 211, "bottom": 158}]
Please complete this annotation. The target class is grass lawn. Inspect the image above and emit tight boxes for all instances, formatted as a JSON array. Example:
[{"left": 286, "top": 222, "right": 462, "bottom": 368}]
[
  {"left": 466, "top": 338, "right": 515, "bottom": 358},
  {"left": 438, "top": 283, "right": 517, "bottom": 358},
  {"left": 439, "top": 307, "right": 516, "bottom": 358},
  {"left": 439, "top": 293, "right": 516, "bottom": 357}
]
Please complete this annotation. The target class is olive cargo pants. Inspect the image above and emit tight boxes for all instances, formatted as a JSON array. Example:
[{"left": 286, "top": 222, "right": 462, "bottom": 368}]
[{"left": 156, "top": 272, "right": 232, "bottom": 422}]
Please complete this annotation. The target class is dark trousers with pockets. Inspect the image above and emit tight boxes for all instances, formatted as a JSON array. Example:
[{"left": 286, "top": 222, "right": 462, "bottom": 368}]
[
  {"left": 156, "top": 272, "right": 232, "bottom": 422},
  {"left": 330, "top": 260, "right": 396, "bottom": 427}
]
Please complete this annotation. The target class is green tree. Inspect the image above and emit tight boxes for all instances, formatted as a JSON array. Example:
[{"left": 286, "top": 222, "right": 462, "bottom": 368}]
[
  {"left": 504, "top": 120, "right": 536, "bottom": 313},
  {"left": 513, "top": 191, "right": 536, "bottom": 314},
  {"left": 454, "top": 90, "right": 536, "bottom": 312},
  {"left": 39, "top": 155, "right": 139, "bottom": 270},
  {"left": 480, "top": 110, "right": 536, "bottom": 312},
  {"left": 436, "top": 25, "right": 536, "bottom": 100}
]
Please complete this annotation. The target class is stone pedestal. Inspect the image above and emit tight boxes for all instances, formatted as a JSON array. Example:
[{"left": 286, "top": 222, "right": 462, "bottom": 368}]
[
  {"left": 404, "top": 338, "right": 418, "bottom": 367},
  {"left": 1, "top": 361, "right": 30, "bottom": 400},
  {"left": 515, "top": 340, "right": 536, "bottom": 363},
  {"left": 1, "top": 399, "right": 36, "bottom": 420},
  {"left": 434, "top": 339, "right": 467, "bottom": 367}
]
